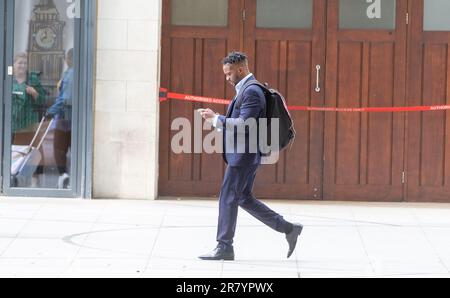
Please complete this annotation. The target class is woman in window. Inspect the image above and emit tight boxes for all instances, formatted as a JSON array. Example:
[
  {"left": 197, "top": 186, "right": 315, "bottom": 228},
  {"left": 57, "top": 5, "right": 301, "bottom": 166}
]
[
  {"left": 12, "top": 52, "right": 46, "bottom": 136},
  {"left": 12, "top": 52, "right": 47, "bottom": 187}
]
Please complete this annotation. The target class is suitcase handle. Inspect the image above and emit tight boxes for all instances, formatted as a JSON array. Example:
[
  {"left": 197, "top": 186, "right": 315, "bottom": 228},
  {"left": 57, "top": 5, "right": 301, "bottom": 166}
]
[
  {"left": 27, "top": 117, "right": 55, "bottom": 151},
  {"left": 36, "top": 118, "right": 54, "bottom": 150}
]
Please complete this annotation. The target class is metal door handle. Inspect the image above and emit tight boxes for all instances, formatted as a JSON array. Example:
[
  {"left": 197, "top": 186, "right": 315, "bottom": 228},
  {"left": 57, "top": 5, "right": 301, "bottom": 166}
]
[{"left": 315, "top": 65, "right": 321, "bottom": 93}]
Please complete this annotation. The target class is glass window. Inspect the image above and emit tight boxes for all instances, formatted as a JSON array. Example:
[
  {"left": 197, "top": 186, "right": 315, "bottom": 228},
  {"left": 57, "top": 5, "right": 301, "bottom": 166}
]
[
  {"left": 171, "top": 0, "right": 228, "bottom": 27},
  {"left": 339, "top": 0, "right": 396, "bottom": 30},
  {"left": 424, "top": 0, "right": 450, "bottom": 31},
  {"left": 256, "top": 0, "right": 313, "bottom": 29},
  {"left": 11, "top": 0, "right": 76, "bottom": 190}
]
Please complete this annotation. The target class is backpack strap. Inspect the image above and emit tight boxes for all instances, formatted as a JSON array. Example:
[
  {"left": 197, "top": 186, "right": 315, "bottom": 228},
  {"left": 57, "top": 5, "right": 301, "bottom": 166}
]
[{"left": 235, "top": 79, "right": 268, "bottom": 110}]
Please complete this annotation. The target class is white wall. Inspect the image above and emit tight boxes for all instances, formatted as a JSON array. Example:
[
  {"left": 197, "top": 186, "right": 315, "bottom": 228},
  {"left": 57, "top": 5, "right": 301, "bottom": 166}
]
[{"left": 94, "top": 0, "right": 161, "bottom": 199}]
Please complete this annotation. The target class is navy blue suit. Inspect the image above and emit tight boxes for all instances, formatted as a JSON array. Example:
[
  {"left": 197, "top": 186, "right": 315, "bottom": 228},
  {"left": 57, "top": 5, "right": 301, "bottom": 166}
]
[
  {"left": 218, "top": 83, "right": 265, "bottom": 167},
  {"left": 215, "top": 75, "right": 291, "bottom": 248}
]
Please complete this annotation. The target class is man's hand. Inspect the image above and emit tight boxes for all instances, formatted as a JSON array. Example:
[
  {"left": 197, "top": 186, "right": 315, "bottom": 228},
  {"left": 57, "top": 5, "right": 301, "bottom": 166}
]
[{"left": 198, "top": 108, "right": 217, "bottom": 122}]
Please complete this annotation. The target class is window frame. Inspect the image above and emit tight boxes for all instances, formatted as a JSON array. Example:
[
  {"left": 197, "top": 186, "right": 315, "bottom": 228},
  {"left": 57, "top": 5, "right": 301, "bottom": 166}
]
[{"left": 1, "top": 0, "right": 96, "bottom": 199}]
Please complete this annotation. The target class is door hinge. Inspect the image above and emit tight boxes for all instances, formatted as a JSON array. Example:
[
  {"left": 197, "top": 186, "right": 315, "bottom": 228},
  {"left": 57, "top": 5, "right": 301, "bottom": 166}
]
[
  {"left": 402, "top": 172, "right": 406, "bottom": 184},
  {"left": 406, "top": 13, "right": 409, "bottom": 25},
  {"left": 242, "top": 9, "right": 246, "bottom": 21}
]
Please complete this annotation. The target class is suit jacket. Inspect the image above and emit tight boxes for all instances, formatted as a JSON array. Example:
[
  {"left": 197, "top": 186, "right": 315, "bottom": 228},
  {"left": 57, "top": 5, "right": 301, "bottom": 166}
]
[{"left": 218, "top": 76, "right": 266, "bottom": 167}]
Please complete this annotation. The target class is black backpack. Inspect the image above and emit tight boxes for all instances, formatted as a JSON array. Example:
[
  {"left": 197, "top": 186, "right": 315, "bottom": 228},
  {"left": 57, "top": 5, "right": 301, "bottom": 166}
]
[{"left": 239, "top": 80, "right": 296, "bottom": 153}]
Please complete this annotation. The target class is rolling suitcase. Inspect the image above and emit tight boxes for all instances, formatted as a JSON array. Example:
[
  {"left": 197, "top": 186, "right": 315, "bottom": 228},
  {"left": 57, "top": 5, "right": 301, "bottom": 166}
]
[{"left": 11, "top": 117, "right": 54, "bottom": 187}]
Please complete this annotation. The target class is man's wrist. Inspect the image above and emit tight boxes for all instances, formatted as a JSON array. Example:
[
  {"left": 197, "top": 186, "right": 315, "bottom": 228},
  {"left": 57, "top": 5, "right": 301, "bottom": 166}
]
[{"left": 213, "top": 115, "right": 219, "bottom": 128}]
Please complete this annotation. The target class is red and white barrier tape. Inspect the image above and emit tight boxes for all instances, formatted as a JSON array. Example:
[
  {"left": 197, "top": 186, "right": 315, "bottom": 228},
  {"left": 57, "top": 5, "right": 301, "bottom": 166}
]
[
  {"left": 159, "top": 88, "right": 450, "bottom": 113},
  {"left": 159, "top": 88, "right": 231, "bottom": 105}
]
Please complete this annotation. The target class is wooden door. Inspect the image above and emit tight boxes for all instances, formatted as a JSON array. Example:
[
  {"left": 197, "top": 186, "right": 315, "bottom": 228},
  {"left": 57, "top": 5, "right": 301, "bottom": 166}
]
[
  {"left": 160, "top": 0, "right": 326, "bottom": 200},
  {"left": 406, "top": 0, "right": 450, "bottom": 202},
  {"left": 159, "top": 0, "right": 242, "bottom": 196},
  {"left": 323, "top": 0, "right": 408, "bottom": 201},
  {"left": 243, "top": 0, "right": 326, "bottom": 200}
]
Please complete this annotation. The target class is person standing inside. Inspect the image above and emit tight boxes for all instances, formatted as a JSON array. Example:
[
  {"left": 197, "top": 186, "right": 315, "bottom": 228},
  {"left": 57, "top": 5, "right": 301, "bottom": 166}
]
[
  {"left": 198, "top": 52, "right": 303, "bottom": 261},
  {"left": 12, "top": 52, "right": 47, "bottom": 187},
  {"left": 46, "top": 48, "right": 74, "bottom": 189},
  {"left": 12, "top": 52, "right": 46, "bottom": 136}
]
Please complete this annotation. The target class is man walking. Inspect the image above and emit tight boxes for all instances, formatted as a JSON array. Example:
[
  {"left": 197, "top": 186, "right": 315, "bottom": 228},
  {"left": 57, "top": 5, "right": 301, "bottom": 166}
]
[{"left": 198, "top": 52, "right": 303, "bottom": 261}]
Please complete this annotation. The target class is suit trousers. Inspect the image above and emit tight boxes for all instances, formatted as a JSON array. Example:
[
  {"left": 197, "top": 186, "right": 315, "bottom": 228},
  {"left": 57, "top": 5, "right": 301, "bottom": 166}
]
[{"left": 217, "top": 164, "right": 290, "bottom": 248}]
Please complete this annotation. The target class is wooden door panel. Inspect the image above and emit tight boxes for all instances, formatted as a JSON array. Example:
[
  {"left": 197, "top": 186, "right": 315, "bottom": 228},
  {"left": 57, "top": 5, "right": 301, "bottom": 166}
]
[
  {"left": 162, "top": 37, "right": 230, "bottom": 195},
  {"left": 253, "top": 40, "right": 281, "bottom": 185},
  {"left": 198, "top": 39, "right": 228, "bottom": 184},
  {"left": 285, "top": 42, "right": 314, "bottom": 186},
  {"left": 244, "top": 0, "right": 326, "bottom": 200},
  {"left": 168, "top": 38, "right": 196, "bottom": 182},
  {"left": 335, "top": 42, "right": 363, "bottom": 186},
  {"left": 420, "top": 45, "right": 447, "bottom": 186},
  {"left": 324, "top": 0, "right": 407, "bottom": 201},
  {"left": 160, "top": 0, "right": 325, "bottom": 199},
  {"left": 367, "top": 43, "right": 395, "bottom": 185},
  {"left": 252, "top": 40, "right": 316, "bottom": 189},
  {"left": 406, "top": 0, "right": 450, "bottom": 202},
  {"left": 159, "top": 0, "right": 240, "bottom": 197},
  {"left": 168, "top": 38, "right": 230, "bottom": 180}
]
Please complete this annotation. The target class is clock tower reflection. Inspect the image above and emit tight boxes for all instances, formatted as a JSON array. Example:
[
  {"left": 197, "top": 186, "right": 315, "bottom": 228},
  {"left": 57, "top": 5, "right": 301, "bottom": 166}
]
[{"left": 29, "top": 0, "right": 65, "bottom": 103}]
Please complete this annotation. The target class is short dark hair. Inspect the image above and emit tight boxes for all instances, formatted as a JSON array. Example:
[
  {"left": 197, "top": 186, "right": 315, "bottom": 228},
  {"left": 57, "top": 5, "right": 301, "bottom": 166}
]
[{"left": 222, "top": 51, "right": 248, "bottom": 65}]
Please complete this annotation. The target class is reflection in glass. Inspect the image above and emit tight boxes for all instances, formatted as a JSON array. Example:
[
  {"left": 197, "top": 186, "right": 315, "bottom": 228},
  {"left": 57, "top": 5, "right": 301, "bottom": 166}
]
[
  {"left": 256, "top": 0, "right": 313, "bottom": 29},
  {"left": 11, "top": 0, "right": 74, "bottom": 190},
  {"left": 171, "top": 0, "right": 228, "bottom": 27},
  {"left": 424, "top": 0, "right": 450, "bottom": 31},
  {"left": 339, "top": 0, "right": 396, "bottom": 30}
]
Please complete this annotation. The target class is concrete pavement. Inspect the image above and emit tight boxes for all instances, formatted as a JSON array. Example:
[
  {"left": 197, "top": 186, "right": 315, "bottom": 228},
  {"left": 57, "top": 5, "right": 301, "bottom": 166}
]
[{"left": 0, "top": 197, "right": 450, "bottom": 278}]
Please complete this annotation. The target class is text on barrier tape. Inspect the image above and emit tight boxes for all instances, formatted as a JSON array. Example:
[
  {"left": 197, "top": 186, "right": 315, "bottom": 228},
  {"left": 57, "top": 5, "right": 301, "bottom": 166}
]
[{"left": 159, "top": 88, "right": 450, "bottom": 113}]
